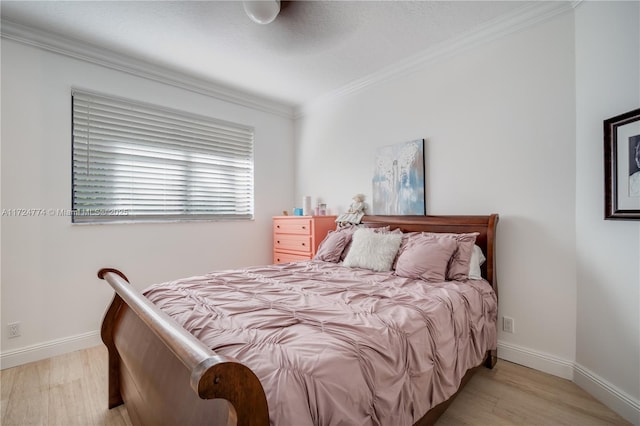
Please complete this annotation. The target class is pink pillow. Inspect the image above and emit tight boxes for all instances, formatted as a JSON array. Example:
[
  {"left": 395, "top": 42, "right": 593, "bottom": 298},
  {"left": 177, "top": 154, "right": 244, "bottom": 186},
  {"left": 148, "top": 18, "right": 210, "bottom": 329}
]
[
  {"left": 395, "top": 234, "right": 458, "bottom": 282},
  {"left": 423, "top": 232, "right": 479, "bottom": 281},
  {"left": 336, "top": 226, "right": 359, "bottom": 261},
  {"left": 392, "top": 231, "right": 422, "bottom": 269},
  {"left": 315, "top": 230, "right": 350, "bottom": 263}
]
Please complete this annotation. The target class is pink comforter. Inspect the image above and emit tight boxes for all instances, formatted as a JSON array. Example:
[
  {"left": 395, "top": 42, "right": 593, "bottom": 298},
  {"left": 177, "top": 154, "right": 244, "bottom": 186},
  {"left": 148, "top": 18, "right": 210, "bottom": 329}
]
[{"left": 144, "top": 260, "right": 497, "bottom": 426}]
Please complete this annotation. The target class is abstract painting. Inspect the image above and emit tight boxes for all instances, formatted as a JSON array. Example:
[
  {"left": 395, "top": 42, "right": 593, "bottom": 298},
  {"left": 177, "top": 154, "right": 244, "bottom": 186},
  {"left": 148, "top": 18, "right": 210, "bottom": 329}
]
[{"left": 372, "top": 139, "right": 425, "bottom": 215}]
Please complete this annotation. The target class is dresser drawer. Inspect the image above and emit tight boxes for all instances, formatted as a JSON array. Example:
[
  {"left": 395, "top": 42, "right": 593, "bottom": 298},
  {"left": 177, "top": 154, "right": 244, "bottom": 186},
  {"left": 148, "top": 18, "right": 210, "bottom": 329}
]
[
  {"left": 274, "top": 234, "right": 312, "bottom": 253},
  {"left": 273, "top": 218, "right": 312, "bottom": 235},
  {"left": 273, "top": 252, "right": 311, "bottom": 264},
  {"left": 272, "top": 215, "right": 337, "bottom": 265}
]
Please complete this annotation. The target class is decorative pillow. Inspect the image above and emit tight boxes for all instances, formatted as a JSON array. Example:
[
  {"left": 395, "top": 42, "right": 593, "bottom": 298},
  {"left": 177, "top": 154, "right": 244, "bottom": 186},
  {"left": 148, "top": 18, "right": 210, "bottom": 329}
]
[
  {"left": 339, "top": 225, "right": 392, "bottom": 261},
  {"left": 315, "top": 230, "right": 350, "bottom": 263},
  {"left": 342, "top": 228, "right": 403, "bottom": 272},
  {"left": 395, "top": 234, "right": 457, "bottom": 282},
  {"left": 337, "top": 225, "right": 359, "bottom": 261},
  {"left": 468, "top": 244, "right": 486, "bottom": 280},
  {"left": 447, "top": 233, "right": 479, "bottom": 281},
  {"left": 392, "top": 231, "right": 422, "bottom": 269},
  {"left": 423, "top": 232, "right": 479, "bottom": 281}
]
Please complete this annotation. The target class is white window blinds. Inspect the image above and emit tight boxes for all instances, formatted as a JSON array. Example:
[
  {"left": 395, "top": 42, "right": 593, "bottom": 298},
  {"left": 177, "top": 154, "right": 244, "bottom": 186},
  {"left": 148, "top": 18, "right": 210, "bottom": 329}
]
[{"left": 72, "top": 90, "right": 254, "bottom": 223}]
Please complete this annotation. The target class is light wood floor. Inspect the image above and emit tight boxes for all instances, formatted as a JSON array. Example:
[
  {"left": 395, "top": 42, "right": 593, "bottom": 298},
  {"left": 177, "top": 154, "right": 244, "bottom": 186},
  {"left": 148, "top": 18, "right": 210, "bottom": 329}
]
[{"left": 0, "top": 345, "right": 630, "bottom": 426}]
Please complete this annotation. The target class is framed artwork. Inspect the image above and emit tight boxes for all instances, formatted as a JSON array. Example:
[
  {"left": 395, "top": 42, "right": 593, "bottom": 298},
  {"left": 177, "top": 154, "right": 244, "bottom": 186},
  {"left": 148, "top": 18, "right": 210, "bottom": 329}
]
[
  {"left": 372, "top": 139, "right": 425, "bottom": 215},
  {"left": 604, "top": 108, "right": 640, "bottom": 220}
]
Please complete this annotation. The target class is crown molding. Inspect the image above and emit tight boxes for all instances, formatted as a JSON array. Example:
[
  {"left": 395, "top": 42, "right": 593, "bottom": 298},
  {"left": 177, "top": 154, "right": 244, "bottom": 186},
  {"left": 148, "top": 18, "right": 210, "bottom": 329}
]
[
  {"left": 0, "top": 19, "right": 295, "bottom": 119},
  {"left": 295, "top": 1, "right": 575, "bottom": 119},
  {"left": 1, "top": 1, "right": 576, "bottom": 122}
]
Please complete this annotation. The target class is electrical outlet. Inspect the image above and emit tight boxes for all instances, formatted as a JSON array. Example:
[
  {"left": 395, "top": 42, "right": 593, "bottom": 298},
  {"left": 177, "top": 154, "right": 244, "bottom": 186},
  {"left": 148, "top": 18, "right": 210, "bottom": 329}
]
[
  {"left": 8, "top": 322, "right": 21, "bottom": 338},
  {"left": 502, "top": 316, "right": 514, "bottom": 334}
]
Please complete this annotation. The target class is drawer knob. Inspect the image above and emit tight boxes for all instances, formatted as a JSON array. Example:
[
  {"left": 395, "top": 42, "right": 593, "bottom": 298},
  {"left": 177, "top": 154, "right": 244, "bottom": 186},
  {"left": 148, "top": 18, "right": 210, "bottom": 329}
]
[
  {"left": 277, "top": 225, "right": 280, "bottom": 228},
  {"left": 277, "top": 240, "right": 280, "bottom": 244},
  {"left": 301, "top": 226, "right": 306, "bottom": 229},
  {"left": 301, "top": 243, "right": 306, "bottom": 246}
]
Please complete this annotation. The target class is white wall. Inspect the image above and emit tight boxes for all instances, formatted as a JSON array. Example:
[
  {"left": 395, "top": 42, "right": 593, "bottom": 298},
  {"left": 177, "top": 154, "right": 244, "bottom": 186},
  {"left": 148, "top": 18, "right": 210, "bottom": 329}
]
[
  {"left": 0, "top": 39, "right": 295, "bottom": 367},
  {"left": 296, "top": 3, "right": 640, "bottom": 422},
  {"left": 296, "top": 10, "right": 578, "bottom": 371},
  {"left": 575, "top": 1, "right": 640, "bottom": 421}
]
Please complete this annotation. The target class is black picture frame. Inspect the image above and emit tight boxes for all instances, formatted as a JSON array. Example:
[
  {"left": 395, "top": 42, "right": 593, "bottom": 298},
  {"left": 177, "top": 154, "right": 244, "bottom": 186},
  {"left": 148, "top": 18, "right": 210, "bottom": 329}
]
[{"left": 604, "top": 108, "right": 640, "bottom": 220}]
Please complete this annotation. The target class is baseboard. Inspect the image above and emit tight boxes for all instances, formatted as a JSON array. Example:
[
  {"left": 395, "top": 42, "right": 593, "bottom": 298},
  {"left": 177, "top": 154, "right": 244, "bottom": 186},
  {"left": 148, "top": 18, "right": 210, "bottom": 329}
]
[
  {"left": 0, "top": 330, "right": 101, "bottom": 370},
  {"left": 2, "top": 334, "right": 638, "bottom": 424},
  {"left": 497, "top": 340, "right": 574, "bottom": 379},
  {"left": 498, "top": 340, "right": 640, "bottom": 425},
  {"left": 574, "top": 363, "right": 640, "bottom": 425}
]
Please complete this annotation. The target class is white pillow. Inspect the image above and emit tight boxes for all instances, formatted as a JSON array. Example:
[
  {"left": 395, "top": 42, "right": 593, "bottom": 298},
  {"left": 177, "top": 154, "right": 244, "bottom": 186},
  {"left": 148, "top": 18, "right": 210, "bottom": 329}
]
[
  {"left": 343, "top": 228, "right": 403, "bottom": 272},
  {"left": 468, "top": 245, "right": 486, "bottom": 280}
]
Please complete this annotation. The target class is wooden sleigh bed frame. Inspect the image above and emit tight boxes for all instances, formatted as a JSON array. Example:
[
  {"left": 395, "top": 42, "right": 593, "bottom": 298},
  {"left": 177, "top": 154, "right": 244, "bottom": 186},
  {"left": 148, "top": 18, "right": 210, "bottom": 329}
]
[{"left": 98, "top": 214, "right": 499, "bottom": 426}]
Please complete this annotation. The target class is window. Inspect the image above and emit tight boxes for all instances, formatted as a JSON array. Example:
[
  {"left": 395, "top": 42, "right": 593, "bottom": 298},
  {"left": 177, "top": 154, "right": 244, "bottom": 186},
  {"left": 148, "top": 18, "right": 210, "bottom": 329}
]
[{"left": 72, "top": 90, "right": 254, "bottom": 223}]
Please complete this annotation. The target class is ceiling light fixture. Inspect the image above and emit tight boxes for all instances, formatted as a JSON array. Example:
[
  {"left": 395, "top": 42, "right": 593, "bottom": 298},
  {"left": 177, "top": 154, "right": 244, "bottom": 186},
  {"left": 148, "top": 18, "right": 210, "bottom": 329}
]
[{"left": 243, "top": 1, "right": 280, "bottom": 25}]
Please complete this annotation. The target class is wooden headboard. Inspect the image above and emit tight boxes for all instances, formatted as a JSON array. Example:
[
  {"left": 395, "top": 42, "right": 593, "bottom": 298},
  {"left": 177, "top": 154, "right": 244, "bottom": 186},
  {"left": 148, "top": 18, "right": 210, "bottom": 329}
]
[{"left": 361, "top": 214, "right": 499, "bottom": 296}]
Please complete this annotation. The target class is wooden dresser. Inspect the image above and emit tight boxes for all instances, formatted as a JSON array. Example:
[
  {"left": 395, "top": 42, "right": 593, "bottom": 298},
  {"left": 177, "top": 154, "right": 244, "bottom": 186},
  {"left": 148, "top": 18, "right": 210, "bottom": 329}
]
[{"left": 273, "top": 216, "right": 337, "bottom": 264}]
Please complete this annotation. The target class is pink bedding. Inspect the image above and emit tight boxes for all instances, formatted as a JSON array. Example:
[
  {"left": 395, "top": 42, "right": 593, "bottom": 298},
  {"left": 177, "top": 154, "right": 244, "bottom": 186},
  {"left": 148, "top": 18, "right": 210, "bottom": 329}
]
[{"left": 144, "top": 260, "right": 497, "bottom": 426}]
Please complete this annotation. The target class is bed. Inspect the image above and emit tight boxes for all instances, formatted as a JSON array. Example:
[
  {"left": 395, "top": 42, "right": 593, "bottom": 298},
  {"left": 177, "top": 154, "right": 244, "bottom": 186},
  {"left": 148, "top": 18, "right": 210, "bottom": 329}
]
[{"left": 97, "top": 214, "right": 499, "bottom": 426}]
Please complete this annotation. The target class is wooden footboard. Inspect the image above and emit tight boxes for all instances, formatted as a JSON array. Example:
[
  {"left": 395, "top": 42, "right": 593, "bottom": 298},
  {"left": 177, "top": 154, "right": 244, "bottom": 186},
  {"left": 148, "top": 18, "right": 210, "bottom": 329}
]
[{"left": 98, "top": 268, "right": 269, "bottom": 426}]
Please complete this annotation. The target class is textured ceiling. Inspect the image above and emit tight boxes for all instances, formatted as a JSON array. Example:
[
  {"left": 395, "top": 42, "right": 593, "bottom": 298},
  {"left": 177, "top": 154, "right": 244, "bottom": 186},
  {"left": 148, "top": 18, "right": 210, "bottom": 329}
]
[{"left": 1, "top": 1, "right": 538, "bottom": 107}]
